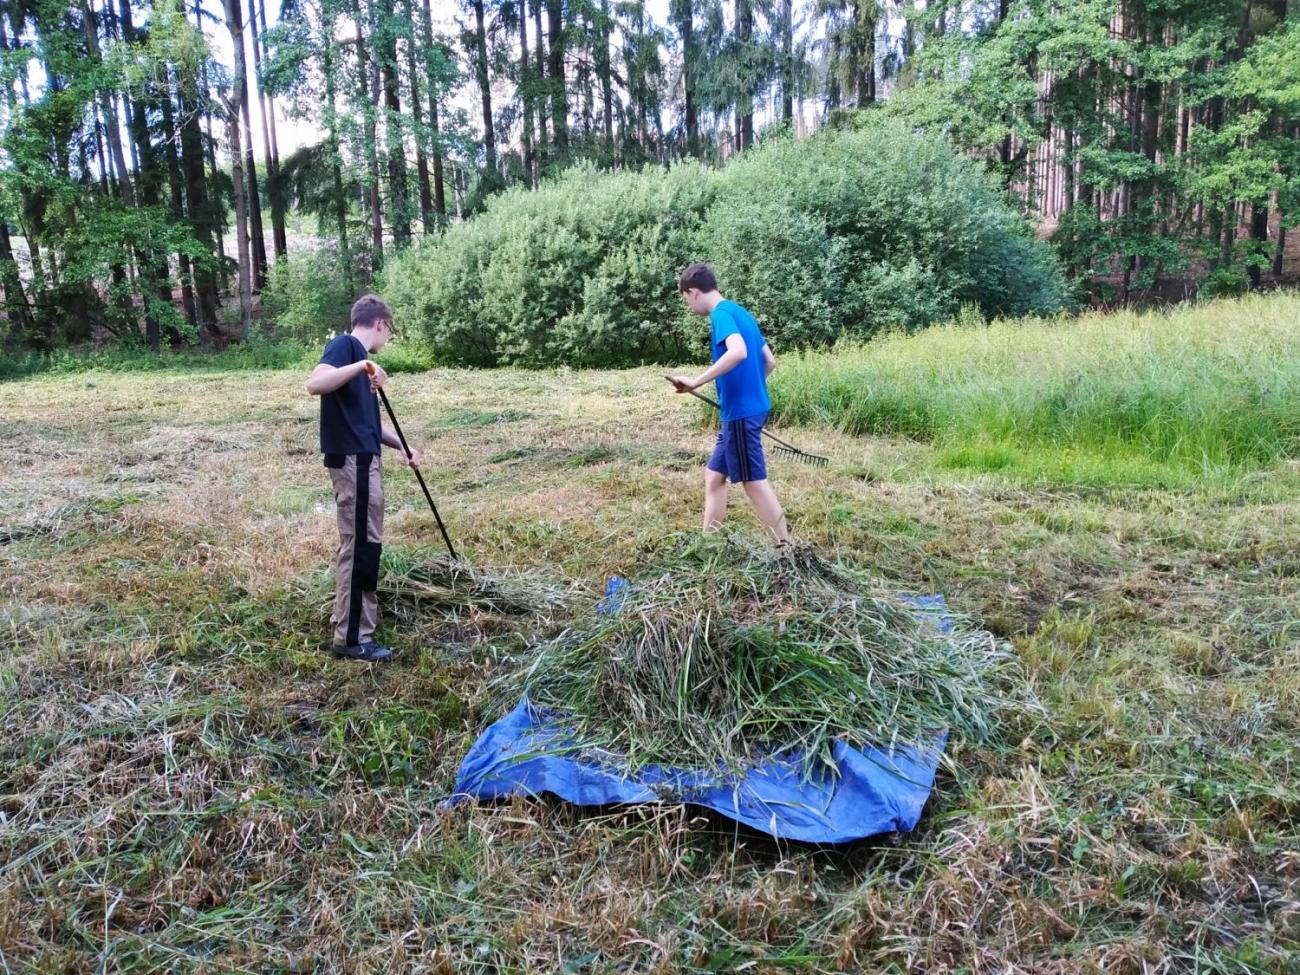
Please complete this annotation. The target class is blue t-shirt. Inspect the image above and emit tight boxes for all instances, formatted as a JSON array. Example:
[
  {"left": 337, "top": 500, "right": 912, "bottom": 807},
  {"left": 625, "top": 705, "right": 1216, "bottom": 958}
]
[
  {"left": 710, "top": 299, "right": 770, "bottom": 421},
  {"left": 319, "top": 334, "right": 381, "bottom": 457}
]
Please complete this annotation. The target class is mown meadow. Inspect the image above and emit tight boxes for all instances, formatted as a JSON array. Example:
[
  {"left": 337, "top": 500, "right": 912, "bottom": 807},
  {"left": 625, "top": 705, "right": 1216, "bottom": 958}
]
[{"left": 0, "top": 293, "right": 1296, "bottom": 973}]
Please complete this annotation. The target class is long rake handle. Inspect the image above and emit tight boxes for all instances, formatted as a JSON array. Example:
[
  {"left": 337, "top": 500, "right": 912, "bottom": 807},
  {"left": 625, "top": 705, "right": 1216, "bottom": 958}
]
[
  {"left": 367, "top": 365, "right": 459, "bottom": 562},
  {"left": 674, "top": 382, "right": 810, "bottom": 456}
]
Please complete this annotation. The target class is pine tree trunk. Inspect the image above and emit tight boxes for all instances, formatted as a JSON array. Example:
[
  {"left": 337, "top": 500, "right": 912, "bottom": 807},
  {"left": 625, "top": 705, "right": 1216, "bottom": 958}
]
[
  {"left": 519, "top": 0, "right": 535, "bottom": 185},
  {"left": 599, "top": 0, "right": 614, "bottom": 153},
  {"left": 83, "top": 0, "right": 143, "bottom": 339},
  {"left": 177, "top": 35, "right": 221, "bottom": 337},
  {"left": 160, "top": 78, "right": 197, "bottom": 336},
  {"left": 0, "top": 16, "right": 33, "bottom": 344},
  {"left": 547, "top": 0, "right": 568, "bottom": 153},
  {"left": 472, "top": 0, "right": 498, "bottom": 178},
  {"left": 321, "top": 34, "right": 354, "bottom": 294},
  {"left": 402, "top": 0, "right": 433, "bottom": 224},
  {"left": 81, "top": 6, "right": 133, "bottom": 207},
  {"left": 0, "top": 218, "right": 33, "bottom": 340},
  {"left": 634, "top": 3, "right": 650, "bottom": 153},
  {"left": 257, "top": 0, "right": 284, "bottom": 201},
  {"left": 194, "top": 0, "right": 229, "bottom": 291},
  {"left": 420, "top": 0, "right": 448, "bottom": 222},
  {"left": 223, "top": 10, "right": 254, "bottom": 341},
  {"left": 737, "top": 0, "right": 753, "bottom": 148},
  {"left": 671, "top": 0, "right": 698, "bottom": 156},
  {"left": 579, "top": 28, "right": 593, "bottom": 137},
  {"left": 116, "top": 0, "right": 174, "bottom": 347},
  {"left": 532, "top": 0, "right": 549, "bottom": 157},
  {"left": 356, "top": 19, "right": 384, "bottom": 270},
  {"left": 1248, "top": 205, "right": 1268, "bottom": 287},
  {"left": 93, "top": 110, "right": 110, "bottom": 196},
  {"left": 228, "top": 107, "right": 253, "bottom": 340},
  {"left": 250, "top": 0, "right": 286, "bottom": 261},
  {"left": 854, "top": 0, "right": 875, "bottom": 106},
  {"left": 378, "top": 23, "right": 411, "bottom": 244},
  {"left": 577, "top": 6, "right": 592, "bottom": 138},
  {"left": 0, "top": 18, "right": 31, "bottom": 337},
  {"left": 225, "top": 0, "right": 267, "bottom": 289},
  {"left": 781, "top": 0, "right": 793, "bottom": 123}
]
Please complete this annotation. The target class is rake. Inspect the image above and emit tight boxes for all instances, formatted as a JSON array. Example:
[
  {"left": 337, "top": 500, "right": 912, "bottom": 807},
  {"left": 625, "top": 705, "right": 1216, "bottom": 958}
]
[
  {"left": 665, "top": 377, "right": 830, "bottom": 468},
  {"left": 366, "top": 363, "right": 459, "bottom": 561}
]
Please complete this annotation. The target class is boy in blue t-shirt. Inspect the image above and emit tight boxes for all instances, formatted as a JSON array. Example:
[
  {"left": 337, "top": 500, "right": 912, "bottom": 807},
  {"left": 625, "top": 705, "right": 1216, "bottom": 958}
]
[
  {"left": 669, "top": 263, "right": 790, "bottom": 542},
  {"left": 306, "top": 295, "right": 421, "bottom": 663}
]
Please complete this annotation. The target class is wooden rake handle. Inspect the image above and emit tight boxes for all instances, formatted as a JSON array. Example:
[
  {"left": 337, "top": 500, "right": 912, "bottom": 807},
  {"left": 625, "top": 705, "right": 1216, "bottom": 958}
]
[
  {"left": 665, "top": 376, "right": 807, "bottom": 455},
  {"left": 365, "top": 361, "right": 459, "bottom": 562}
]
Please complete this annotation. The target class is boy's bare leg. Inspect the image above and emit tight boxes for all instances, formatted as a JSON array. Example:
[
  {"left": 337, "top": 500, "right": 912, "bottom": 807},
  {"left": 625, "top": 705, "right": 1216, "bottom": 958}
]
[
  {"left": 742, "top": 479, "right": 790, "bottom": 542},
  {"left": 704, "top": 469, "right": 728, "bottom": 533}
]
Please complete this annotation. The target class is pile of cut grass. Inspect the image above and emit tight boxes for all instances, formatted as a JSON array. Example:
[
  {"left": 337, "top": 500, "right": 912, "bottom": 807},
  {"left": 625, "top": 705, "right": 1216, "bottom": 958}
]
[
  {"left": 379, "top": 548, "right": 568, "bottom": 618},
  {"left": 511, "top": 534, "right": 1030, "bottom": 776}
]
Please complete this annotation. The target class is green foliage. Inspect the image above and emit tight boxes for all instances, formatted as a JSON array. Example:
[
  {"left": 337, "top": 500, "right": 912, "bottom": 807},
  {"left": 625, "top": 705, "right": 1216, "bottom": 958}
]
[
  {"left": 0, "top": 341, "right": 316, "bottom": 381},
  {"left": 382, "top": 123, "right": 1066, "bottom": 367},
  {"left": 707, "top": 121, "right": 1067, "bottom": 340},
  {"left": 886, "top": 0, "right": 1300, "bottom": 291},
  {"left": 260, "top": 249, "right": 355, "bottom": 344},
  {"left": 372, "top": 337, "right": 438, "bottom": 374},
  {"left": 383, "top": 162, "right": 715, "bottom": 367}
]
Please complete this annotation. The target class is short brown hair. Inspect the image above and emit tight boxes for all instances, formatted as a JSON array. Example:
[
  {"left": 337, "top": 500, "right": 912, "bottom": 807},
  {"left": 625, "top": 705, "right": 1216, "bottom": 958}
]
[
  {"left": 349, "top": 294, "right": 392, "bottom": 331},
  {"left": 679, "top": 263, "right": 718, "bottom": 293}
]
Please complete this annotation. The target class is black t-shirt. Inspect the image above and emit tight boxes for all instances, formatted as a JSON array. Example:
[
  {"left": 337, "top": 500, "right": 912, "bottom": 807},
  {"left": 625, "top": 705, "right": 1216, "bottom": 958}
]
[{"left": 319, "top": 334, "right": 381, "bottom": 457}]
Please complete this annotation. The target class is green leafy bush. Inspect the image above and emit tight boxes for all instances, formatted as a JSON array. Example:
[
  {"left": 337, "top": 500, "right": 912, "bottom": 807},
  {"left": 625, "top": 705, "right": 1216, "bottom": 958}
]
[
  {"left": 383, "top": 121, "right": 1067, "bottom": 367},
  {"left": 0, "top": 341, "right": 316, "bottom": 380},
  {"left": 261, "top": 248, "right": 355, "bottom": 344},
  {"left": 383, "top": 162, "right": 714, "bottom": 367}
]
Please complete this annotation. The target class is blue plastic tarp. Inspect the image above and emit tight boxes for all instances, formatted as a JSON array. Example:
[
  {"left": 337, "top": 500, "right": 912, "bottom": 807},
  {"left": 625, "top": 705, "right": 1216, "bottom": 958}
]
[{"left": 449, "top": 591, "right": 949, "bottom": 844}]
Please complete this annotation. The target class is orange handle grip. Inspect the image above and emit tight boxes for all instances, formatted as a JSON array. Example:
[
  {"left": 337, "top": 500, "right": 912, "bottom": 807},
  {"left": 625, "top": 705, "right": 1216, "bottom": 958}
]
[{"left": 364, "top": 360, "right": 376, "bottom": 376}]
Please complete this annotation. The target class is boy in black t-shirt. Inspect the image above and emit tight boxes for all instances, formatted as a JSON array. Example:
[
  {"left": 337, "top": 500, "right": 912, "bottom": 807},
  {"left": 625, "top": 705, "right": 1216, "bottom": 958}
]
[{"left": 307, "top": 295, "right": 421, "bottom": 663}]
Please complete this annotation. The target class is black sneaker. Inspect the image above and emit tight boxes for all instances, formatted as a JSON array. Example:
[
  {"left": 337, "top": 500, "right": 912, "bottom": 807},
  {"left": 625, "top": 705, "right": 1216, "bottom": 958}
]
[{"left": 331, "top": 641, "right": 395, "bottom": 663}]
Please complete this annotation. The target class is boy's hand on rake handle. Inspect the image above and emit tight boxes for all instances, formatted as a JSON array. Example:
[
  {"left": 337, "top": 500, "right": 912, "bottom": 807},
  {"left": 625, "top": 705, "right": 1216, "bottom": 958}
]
[
  {"left": 665, "top": 375, "right": 830, "bottom": 468},
  {"left": 363, "top": 359, "right": 389, "bottom": 391},
  {"left": 665, "top": 376, "right": 719, "bottom": 409}
]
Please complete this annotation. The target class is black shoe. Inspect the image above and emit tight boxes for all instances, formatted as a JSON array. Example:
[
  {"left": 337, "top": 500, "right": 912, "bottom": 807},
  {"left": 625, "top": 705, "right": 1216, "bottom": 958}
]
[{"left": 332, "top": 641, "right": 394, "bottom": 663}]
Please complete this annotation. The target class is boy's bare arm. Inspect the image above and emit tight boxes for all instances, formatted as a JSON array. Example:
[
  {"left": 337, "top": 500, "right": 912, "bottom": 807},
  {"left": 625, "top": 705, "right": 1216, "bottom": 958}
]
[
  {"left": 306, "top": 360, "right": 387, "bottom": 396},
  {"left": 763, "top": 344, "right": 776, "bottom": 376},
  {"left": 381, "top": 427, "right": 421, "bottom": 466},
  {"left": 670, "top": 334, "right": 748, "bottom": 392}
]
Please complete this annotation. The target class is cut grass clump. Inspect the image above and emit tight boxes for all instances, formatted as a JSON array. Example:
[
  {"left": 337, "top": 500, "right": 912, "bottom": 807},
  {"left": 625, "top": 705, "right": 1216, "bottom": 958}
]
[
  {"left": 509, "top": 533, "right": 1032, "bottom": 776},
  {"left": 379, "top": 548, "right": 568, "bottom": 620}
]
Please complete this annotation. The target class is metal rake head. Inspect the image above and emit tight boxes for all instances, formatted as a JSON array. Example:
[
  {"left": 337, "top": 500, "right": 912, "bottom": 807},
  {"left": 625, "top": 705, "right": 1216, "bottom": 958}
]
[{"left": 772, "top": 444, "right": 831, "bottom": 468}]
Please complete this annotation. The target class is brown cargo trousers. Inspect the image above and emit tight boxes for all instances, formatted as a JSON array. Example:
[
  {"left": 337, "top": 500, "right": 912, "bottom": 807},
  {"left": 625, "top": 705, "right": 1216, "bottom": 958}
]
[{"left": 327, "top": 453, "right": 384, "bottom": 648}]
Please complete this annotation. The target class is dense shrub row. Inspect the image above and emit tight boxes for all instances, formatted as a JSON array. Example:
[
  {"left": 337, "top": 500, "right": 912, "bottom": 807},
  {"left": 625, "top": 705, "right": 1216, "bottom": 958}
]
[{"left": 377, "top": 120, "right": 1066, "bottom": 367}]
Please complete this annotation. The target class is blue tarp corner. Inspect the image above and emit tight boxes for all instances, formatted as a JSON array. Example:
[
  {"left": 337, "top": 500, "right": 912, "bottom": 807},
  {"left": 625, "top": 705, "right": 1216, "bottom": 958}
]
[{"left": 448, "top": 584, "right": 948, "bottom": 844}]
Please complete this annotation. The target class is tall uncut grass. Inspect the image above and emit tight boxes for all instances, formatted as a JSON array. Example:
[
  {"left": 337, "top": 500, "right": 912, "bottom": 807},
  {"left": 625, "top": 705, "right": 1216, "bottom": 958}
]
[{"left": 770, "top": 292, "right": 1300, "bottom": 473}]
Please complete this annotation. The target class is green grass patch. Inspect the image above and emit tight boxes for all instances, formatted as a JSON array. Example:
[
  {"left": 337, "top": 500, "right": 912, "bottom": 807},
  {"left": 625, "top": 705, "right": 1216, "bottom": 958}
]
[
  {"left": 0, "top": 335, "right": 438, "bottom": 382},
  {"left": 772, "top": 292, "right": 1300, "bottom": 478},
  {"left": 435, "top": 407, "right": 532, "bottom": 428},
  {"left": 936, "top": 440, "right": 1206, "bottom": 489},
  {"left": 0, "top": 339, "right": 319, "bottom": 379},
  {"left": 561, "top": 445, "right": 619, "bottom": 468}
]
